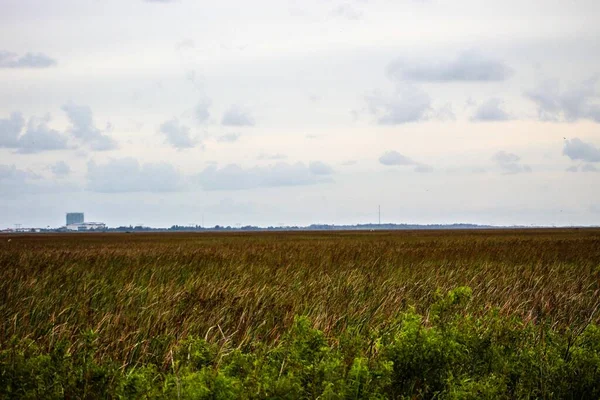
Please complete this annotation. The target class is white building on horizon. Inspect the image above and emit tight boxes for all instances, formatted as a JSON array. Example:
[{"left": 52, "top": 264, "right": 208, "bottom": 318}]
[{"left": 66, "top": 222, "right": 107, "bottom": 231}]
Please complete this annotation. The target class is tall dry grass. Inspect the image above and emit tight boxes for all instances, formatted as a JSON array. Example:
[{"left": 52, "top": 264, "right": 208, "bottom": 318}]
[{"left": 1, "top": 229, "right": 599, "bottom": 369}]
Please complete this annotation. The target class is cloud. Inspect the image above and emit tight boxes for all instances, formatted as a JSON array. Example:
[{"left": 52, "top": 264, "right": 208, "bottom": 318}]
[
  {"left": 62, "top": 104, "right": 117, "bottom": 150},
  {"left": 217, "top": 133, "right": 240, "bottom": 143},
  {"left": 492, "top": 151, "right": 531, "bottom": 174},
  {"left": 563, "top": 138, "right": 600, "bottom": 162},
  {"left": 195, "top": 97, "right": 211, "bottom": 124},
  {"left": 257, "top": 153, "right": 287, "bottom": 160},
  {"left": 379, "top": 150, "right": 433, "bottom": 172},
  {"left": 365, "top": 84, "right": 431, "bottom": 124},
  {"left": 582, "top": 164, "right": 599, "bottom": 172},
  {"left": 87, "top": 158, "right": 183, "bottom": 193},
  {"left": 159, "top": 119, "right": 197, "bottom": 149},
  {"left": 0, "top": 164, "right": 51, "bottom": 194},
  {"left": 379, "top": 151, "right": 414, "bottom": 166},
  {"left": 17, "top": 116, "right": 69, "bottom": 153},
  {"left": 309, "top": 161, "right": 334, "bottom": 175},
  {"left": 471, "top": 98, "right": 511, "bottom": 121},
  {"left": 433, "top": 103, "right": 456, "bottom": 121},
  {"left": 525, "top": 78, "right": 600, "bottom": 123},
  {"left": 331, "top": 4, "right": 362, "bottom": 20},
  {"left": 387, "top": 51, "right": 512, "bottom": 83},
  {"left": 414, "top": 164, "right": 434, "bottom": 173},
  {"left": 197, "top": 162, "right": 332, "bottom": 190},
  {"left": 51, "top": 161, "right": 71, "bottom": 177},
  {"left": 1, "top": 112, "right": 68, "bottom": 153},
  {"left": 0, "top": 51, "right": 56, "bottom": 68},
  {"left": 221, "top": 105, "right": 255, "bottom": 126},
  {"left": 0, "top": 164, "right": 35, "bottom": 183},
  {"left": 0, "top": 112, "right": 24, "bottom": 148},
  {"left": 566, "top": 165, "right": 579, "bottom": 173}
]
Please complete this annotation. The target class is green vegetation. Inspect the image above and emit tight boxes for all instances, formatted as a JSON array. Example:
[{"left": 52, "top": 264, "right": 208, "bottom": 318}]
[{"left": 1, "top": 229, "right": 600, "bottom": 398}]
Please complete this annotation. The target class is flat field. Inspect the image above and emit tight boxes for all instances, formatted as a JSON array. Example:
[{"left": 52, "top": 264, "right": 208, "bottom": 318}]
[{"left": 1, "top": 229, "right": 600, "bottom": 398}]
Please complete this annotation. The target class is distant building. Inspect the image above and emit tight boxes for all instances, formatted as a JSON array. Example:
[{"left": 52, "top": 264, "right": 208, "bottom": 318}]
[
  {"left": 66, "top": 213, "right": 84, "bottom": 225},
  {"left": 66, "top": 222, "right": 107, "bottom": 231}
]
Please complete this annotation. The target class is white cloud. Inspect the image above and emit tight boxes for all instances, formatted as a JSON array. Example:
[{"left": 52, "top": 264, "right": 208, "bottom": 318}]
[
  {"left": 563, "top": 138, "right": 600, "bottom": 162},
  {"left": 0, "top": 112, "right": 24, "bottom": 148},
  {"left": 195, "top": 97, "right": 211, "bottom": 124},
  {"left": 62, "top": 104, "right": 117, "bottom": 151},
  {"left": 197, "top": 162, "right": 332, "bottom": 190},
  {"left": 379, "top": 151, "right": 433, "bottom": 172},
  {"left": 222, "top": 105, "right": 255, "bottom": 126},
  {"left": 492, "top": 151, "right": 531, "bottom": 174},
  {"left": 309, "top": 161, "right": 334, "bottom": 175},
  {"left": 365, "top": 84, "right": 431, "bottom": 124},
  {"left": 257, "top": 153, "right": 287, "bottom": 160},
  {"left": 159, "top": 119, "right": 197, "bottom": 149},
  {"left": 51, "top": 161, "right": 71, "bottom": 177},
  {"left": 379, "top": 151, "right": 414, "bottom": 166},
  {"left": 0, "top": 112, "right": 68, "bottom": 153},
  {"left": 582, "top": 164, "right": 599, "bottom": 172},
  {"left": 87, "top": 158, "right": 183, "bottom": 192},
  {"left": 217, "top": 133, "right": 240, "bottom": 143},
  {"left": 387, "top": 51, "right": 513, "bottom": 83},
  {"left": 17, "top": 116, "right": 69, "bottom": 153},
  {"left": 331, "top": 3, "right": 362, "bottom": 20},
  {"left": 525, "top": 78, "right": 600, "bottom": 123},
  {"left": 0, "top": 51, "right": 56, "bottom": 68},
  {"left": 471, "top": 98, "right": 511, "bottom": 121}
]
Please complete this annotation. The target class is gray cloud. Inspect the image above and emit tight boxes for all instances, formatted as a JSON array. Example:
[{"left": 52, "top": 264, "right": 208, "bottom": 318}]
[
  {"left": 379, "top": 151, "right": 414, "bottom": 166},
  {"left": 197, "top": 162, "right": 332, "bottom": 190},
  {"left": 0, "top": 51, "right": 56, "bottom": 68},
  {"left": 433, "top": 103, "right": 456, "bottom": 121},
  {"left": 309, "top": 161, "right": 334, "bottom": 175},
  {"left": 257, "top": 153, "right": 287, "bottom": 160},
  {"left": 492, "top": 151, "right": 531, "bottom": 174},
  {"left": 525, "top": 78, "right": 600, "bottom": 123},
  {"left": 387, "top": 51, "right": 512, "bottom": 82},
  {"left": 471, "top": 98, "right": 511, "bottom": 121},
  {"left": 563, "top": 138, "right": 600, "bottom": 162},
  {"left": 221, "top": 105, "right": 255, "bottom": 126},
  {"left": 17, "top": 117, "right": 69, "bottom": 153},
  {"left": 159, "top": 119, "right": 196, "bottom": 149},
  {"left": 331, "top": 3, "right": 362, "bottom": 20},
  {"left": 414, "top": 164, "right": 434, "bottom": 173},
  {"left": 0, "top": 164, "right": 35, "bottom": 183},
  {"left": 195, "top": 97, "right": 211, "bottom": 124},
  {"left": 582, "top": 164, "right": 599, "bottom": 172},
  {"left": 365, "top": 85, "right": 431, "bottom": 124},
  {"left": 217, "top": 133, "right": 240, "bottom": 143},
  {"left": 62, "top": 104, "right": 117, "bottom": 151},
  {"left": 566, "top": 165, "right": 579, "bottom": 173},
  {"left": 1, "top": 112, "right": 68, "bottom": 153},
  {"left": 379, "top": 150, "right": 433, "bottom": 172},
  {"left": 0, "top": 164, "right": 42, "bottom": 194},
  {"left": 87, "top": 158, "right": 183, "bottom": 192},
  {"left": 0, "top": 112, "right": 24, "bottom": 148},
  {"left": 51, "top": 161, "right": 71, "bottom": 177}
]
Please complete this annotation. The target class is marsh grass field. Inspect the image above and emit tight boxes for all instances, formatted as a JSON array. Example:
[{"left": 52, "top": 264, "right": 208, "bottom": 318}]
[{"left": 1, "top": 229, "right": 600, "bottom": 398}]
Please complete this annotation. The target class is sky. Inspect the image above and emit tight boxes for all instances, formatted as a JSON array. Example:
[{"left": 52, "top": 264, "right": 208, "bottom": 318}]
[{"left": 1, "top": 0, "right": 600, "bottom": 228}]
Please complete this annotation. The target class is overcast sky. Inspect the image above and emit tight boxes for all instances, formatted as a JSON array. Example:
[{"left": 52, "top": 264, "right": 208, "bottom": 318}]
[{"left": 1, "top": 0, "right": 600, "bottom": 228}]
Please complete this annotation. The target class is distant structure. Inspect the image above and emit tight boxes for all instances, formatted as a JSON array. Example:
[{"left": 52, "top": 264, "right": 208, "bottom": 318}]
[
  {"left": 65, "top": 212, "right": 106, "bottom": 231},
  {"left": 66, "top": 213, "right": 84, "bottom": 226},
  {"left": 66, "top": 222, "right": 107, "bottom": 231}
]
